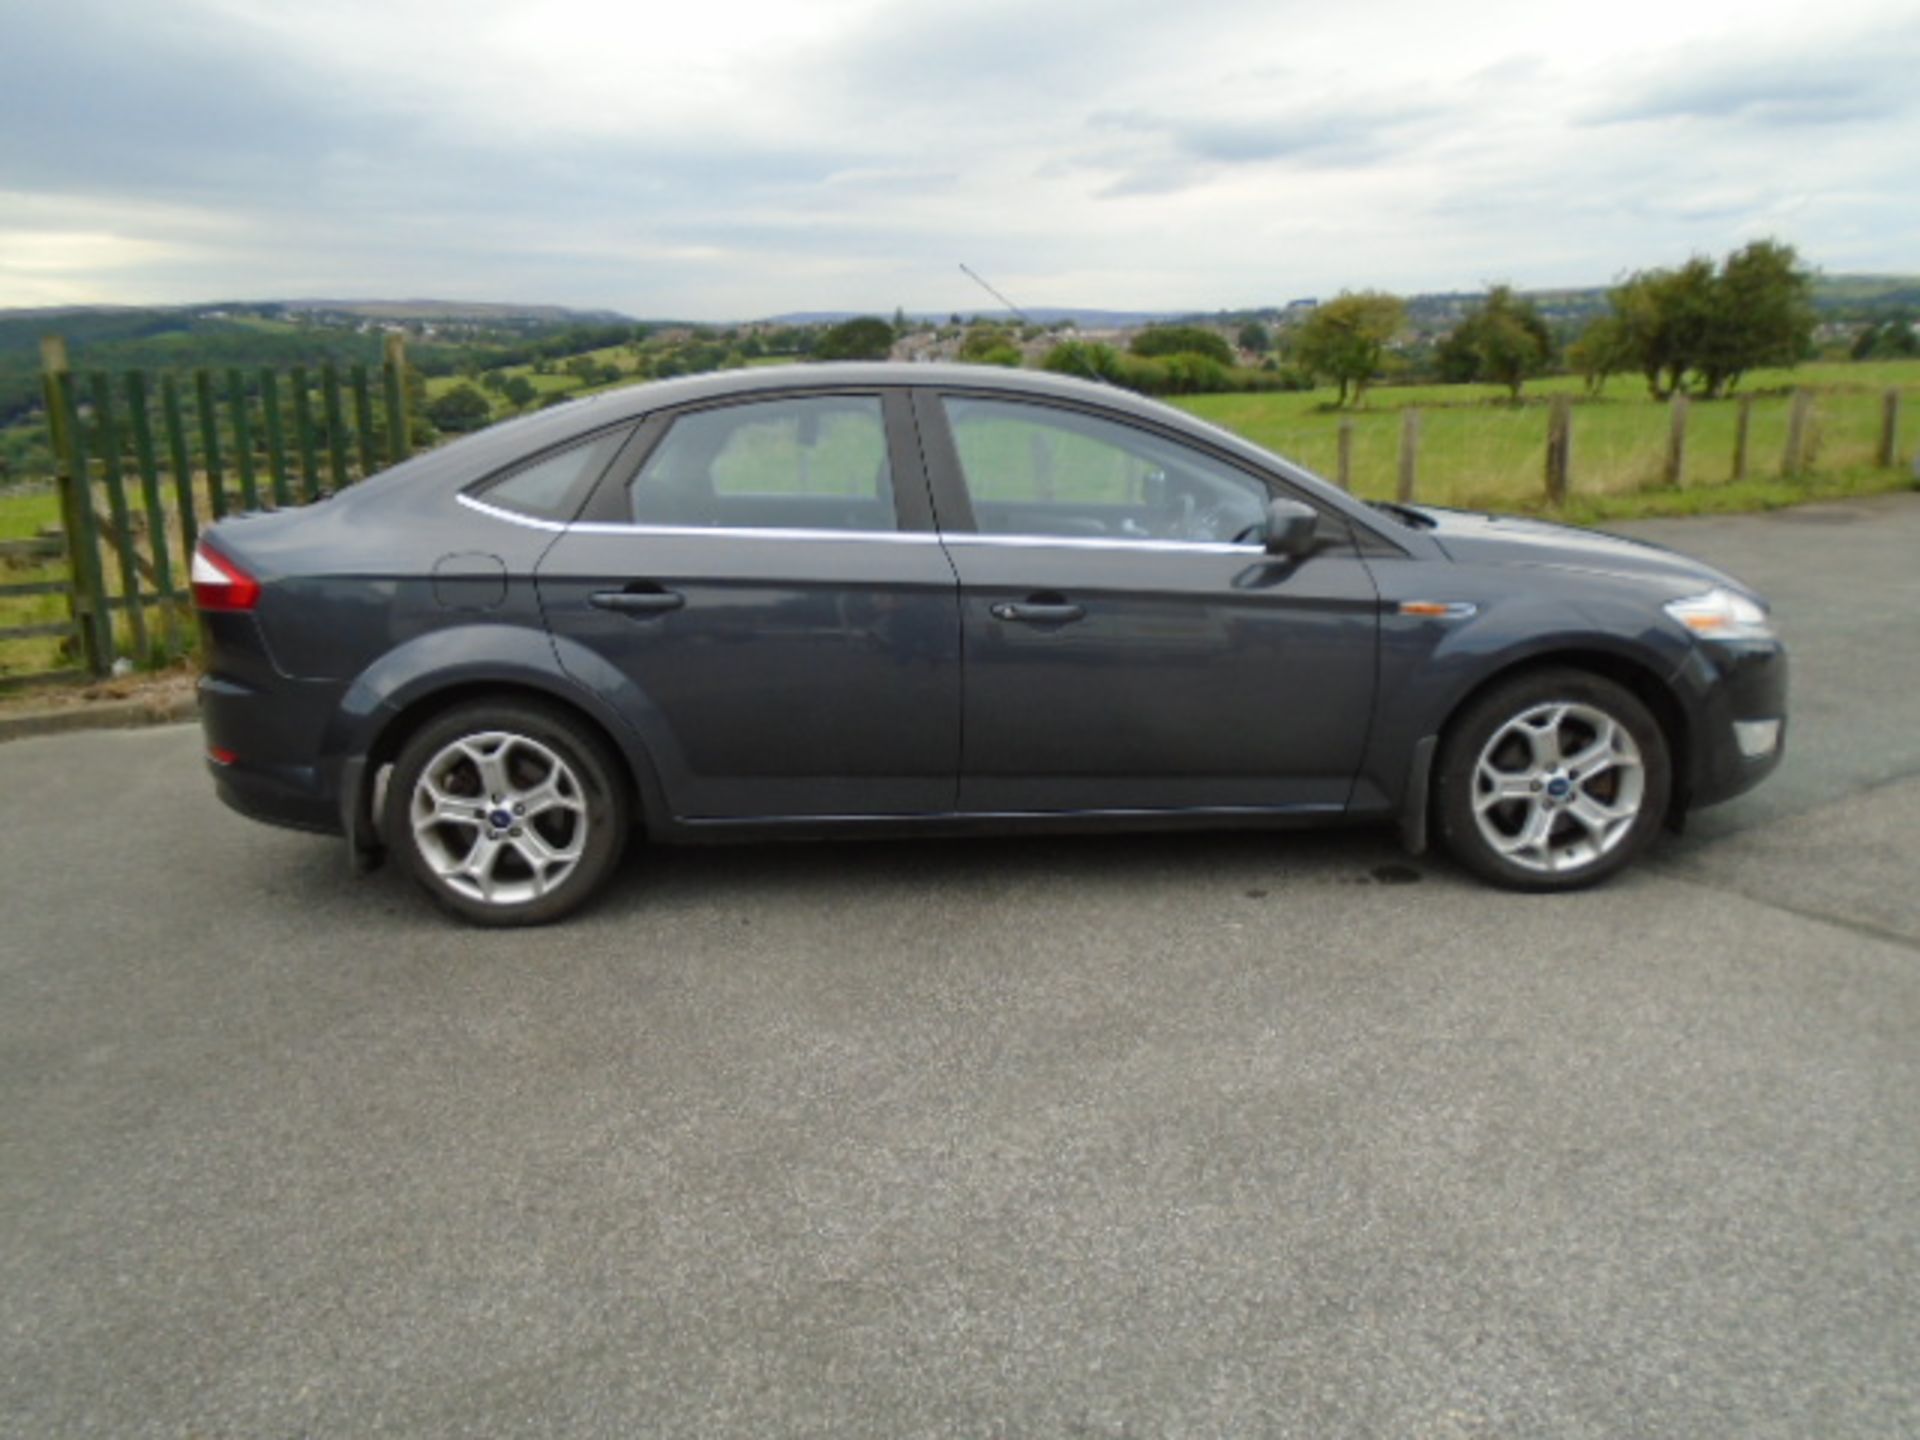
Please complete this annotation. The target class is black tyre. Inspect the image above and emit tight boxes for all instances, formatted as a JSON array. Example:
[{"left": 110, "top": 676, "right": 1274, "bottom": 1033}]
[
  {"left": 1434, "top": 667, "right": 1671, "bottom": 891},
  {"left": 384, "top": 699, "right": 630, "bottom": 926}
]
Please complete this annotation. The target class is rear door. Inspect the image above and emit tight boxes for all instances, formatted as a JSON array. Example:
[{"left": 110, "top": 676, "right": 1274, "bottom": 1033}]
[
  {"left": 916, "top": 390, "right": 1380, "bottom": 815},
  {"left": 535, "top": 389, "right": 961, "bottom": 821}
]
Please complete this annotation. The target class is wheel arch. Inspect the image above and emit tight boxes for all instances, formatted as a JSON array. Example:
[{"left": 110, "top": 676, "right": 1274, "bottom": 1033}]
[
  {"left": 354, "top": 677, "right": 669, "bottom": 854},
  {"left": 1431, "top": 647, "right": 1692, "bottom": 824}
]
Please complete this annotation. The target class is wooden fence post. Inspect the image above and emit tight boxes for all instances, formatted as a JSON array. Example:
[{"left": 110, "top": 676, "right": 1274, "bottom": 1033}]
[
  {"left": 1732, "top": 395, "right": 1753, "bottom": 483},
  {"left": 1878, "top": 389, "right": 1901, "bottom": 469},
  {"left": 322, "top": 364, "right": 349, "bottom": 491},
  {"left": 1397, "top": 410, "right": 1419, "bottom": 503},
  {"left": 1336, "top": 419, "right": 1354, "bottom": 492},
  {"left": 1544, "top": 395, "right": 1572, "bottom": 505},
  {"left": 123, "top": 372, "right": 182, "bottom": 650},
  {"left": 159, "top": 376, "right": 198, "bottom": 562},
  {"left": 259, "top": 368, "right": 292, "bottom": 507},
  {"left": 224, "top": 368, "right": 260, "bottom": 510},
  {"left": 350, "top": 364, "right": 376, "bottom": 476},
  {"left": 382, "top": 333, "right": 410, "bottom": 467},
  {"left": 88, "top": 372, "right": 150, "bottom": 661},
  {"left": 38, "top": 336, "right": 104, "bottom": 676},
  {"left": 291, "top": 366, "right": 320, "bottom": 500},
  {"left": 54, "top": 373, "right": 113, "bottom": 674},
  {"left": 194, "top": 369, "right": 226, "bottom": 518},
  {"left": 1782, "top": 388, "right": 1812, "bottom": 477},
  {"left": 1662, "top": 394, "right": 1689, "bottom": 487}
]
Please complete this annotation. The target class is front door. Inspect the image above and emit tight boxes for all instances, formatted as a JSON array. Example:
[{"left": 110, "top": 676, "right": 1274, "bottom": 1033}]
[
  {"left": 537, "top": 390, "right": 960, "bottom": 820},
  {"left": 918, "top": 392, "right": 1379, "bottom": 815}
]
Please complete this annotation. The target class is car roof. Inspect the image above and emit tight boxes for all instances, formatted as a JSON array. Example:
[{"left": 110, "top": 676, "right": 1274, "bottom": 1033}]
[{"left": 563, "top": 361, "right": 1160, "bottom": 424}]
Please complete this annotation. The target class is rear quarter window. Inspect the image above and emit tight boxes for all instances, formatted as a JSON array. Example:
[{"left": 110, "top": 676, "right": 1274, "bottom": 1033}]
[{"left": 473, "top": 426, "right": 633, "bottom": 522}]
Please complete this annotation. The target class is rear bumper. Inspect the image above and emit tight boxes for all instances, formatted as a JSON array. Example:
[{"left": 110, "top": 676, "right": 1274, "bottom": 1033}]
[
  {"left": 199, "top": 672, "right": 346, "bottom": 836},
  {"left": 1683, "top": 637, "right": 1788, "bottom": 809},
  {"left": 208, "top": 756, "right": 341, "bottom": 834}
]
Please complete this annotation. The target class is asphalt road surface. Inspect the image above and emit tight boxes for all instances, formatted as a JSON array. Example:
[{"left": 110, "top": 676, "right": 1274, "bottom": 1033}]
[{"left": 4, "top": 495, "right": 1917, "bottom": 1438}]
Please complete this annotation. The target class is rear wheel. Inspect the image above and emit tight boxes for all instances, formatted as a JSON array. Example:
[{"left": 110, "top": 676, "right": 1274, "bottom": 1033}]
[
  {"left": 385, "top": 699, "right": 629, "bottom": 925},
  {"left": 1435, "top": 668, "right": 1671, "bottom": 891}
]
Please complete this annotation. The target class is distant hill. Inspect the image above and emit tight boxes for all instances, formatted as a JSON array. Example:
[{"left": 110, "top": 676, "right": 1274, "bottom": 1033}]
[
  {"left": 0, "top": 299, "right": 647, "bottom": 429},
  {"left": 766, "top": 307, "right": 1184, "bottom": 329},
  {"left": 0, "top": 299, "right": 639, "bottom": 352},
  {"left": 1184, "top": 274, "right": 1920, "bottom": 335},
  {"left": 274, "top": 298, "right": 636, "bottom": 324}
]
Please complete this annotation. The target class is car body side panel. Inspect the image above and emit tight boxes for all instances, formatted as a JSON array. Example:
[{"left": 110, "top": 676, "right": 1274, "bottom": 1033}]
[
  {"left": 944, "top": 540, "right": 1381, "bottom": 812},
  {"left": 535, "top": 531, "right": 963, "bottom": 820}
]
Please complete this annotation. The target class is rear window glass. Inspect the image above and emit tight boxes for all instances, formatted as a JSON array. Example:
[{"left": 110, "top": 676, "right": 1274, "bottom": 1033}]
[
  {"left": 476, "top": 427, "right": 631, "bottom": 521},
  {"left": 628, "top": 396, "right": 896, "bottom": 533}
]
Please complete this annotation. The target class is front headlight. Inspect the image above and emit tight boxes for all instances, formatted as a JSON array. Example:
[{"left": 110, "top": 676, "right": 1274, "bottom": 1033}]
[{"left": 1664, "top": 587, "right": 1775, "bottom": 642}]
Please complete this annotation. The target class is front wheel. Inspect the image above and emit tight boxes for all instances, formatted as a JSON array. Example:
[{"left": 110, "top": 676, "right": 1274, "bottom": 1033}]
[
  {"left": 1434, "top": 668, "right": 1672, "bottom": 891},
  {"left": 385, "top": 699, "right": 630, "bottom": 926}
]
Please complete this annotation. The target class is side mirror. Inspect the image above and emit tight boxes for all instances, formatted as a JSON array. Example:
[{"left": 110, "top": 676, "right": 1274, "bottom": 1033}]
[{"left": 1262, "top": 497, "right": 1319, "bottom": 559}]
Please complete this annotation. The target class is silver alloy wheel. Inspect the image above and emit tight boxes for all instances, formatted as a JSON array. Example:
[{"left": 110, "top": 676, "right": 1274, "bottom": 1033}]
[
  {"left": 409, "top": 730, "right": 588, "bottom": 905},
  {"left": 1470, "top": 700, "right": 1646, "bottom": 875}
]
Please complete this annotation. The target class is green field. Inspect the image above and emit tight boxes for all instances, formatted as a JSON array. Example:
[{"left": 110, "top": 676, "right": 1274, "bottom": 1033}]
[{"left": 1173, "top": 360, "right": 1920, "bottom": 515}]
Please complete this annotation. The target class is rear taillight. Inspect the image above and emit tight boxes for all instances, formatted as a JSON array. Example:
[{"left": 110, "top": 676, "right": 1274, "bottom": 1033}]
[{"left": 191, "top": 542, "right": 261, "bottom": 612}]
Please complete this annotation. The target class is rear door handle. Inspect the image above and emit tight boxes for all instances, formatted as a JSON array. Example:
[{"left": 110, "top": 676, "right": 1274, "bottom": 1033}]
[
  {"left": 991, "top": 601, "right": 1085, "bottom": 625},
  {"left": 590, "top": 588, "right": 685, "bottom": 615}
]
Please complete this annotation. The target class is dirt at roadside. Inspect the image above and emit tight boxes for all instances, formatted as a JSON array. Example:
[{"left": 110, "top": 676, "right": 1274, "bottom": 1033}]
[{"left": 0, "top": 664, "right": 198, "bottom": 721}]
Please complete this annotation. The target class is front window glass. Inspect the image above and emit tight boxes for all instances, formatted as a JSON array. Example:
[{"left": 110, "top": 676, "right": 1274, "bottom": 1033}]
[
  {"left": 629, "top": 396, "right": 896, "bottom": 532},
  {"left": 941, "top": 397, "right": 1271, "bottom": 544}
]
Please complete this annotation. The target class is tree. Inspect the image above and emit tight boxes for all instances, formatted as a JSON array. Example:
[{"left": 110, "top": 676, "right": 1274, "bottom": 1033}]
[
  {"left": 1438, "top": 285, "right": 1554, "bottom": 401},
  {"left": 425, "top": 383, "right": 493, "bottom": 433},
  {"left": 1694, "top": 239, "right": 1813, "bottom": 396},
  {"left": 1130, "top": 325, "right": 1234, "bottom": 366},
  {"left": 501, "top": 375, "right": 538, "bottom": 410},
  {"left": 1852, "top": 314, "right": 1919, "bottom": 359},
  {"left": 1040, "top": 340, "right": 1125, "bottom": 383},
  {"left": 1611, "top": 259, "right": 1715, "bottom": 399},
  {"left": 1566, "top": 315, "right": 1632, "bottom": 396},
  {"left": 1292, "top": 291, "right": 1405, "bottom": 405},
  {"left": 1608, "top": 242, "right": 1813, "bottom": 399},
  {"left": 960, "top": 324, "right": 1021, "bottom": 366},
  {"left": 813, "top": 316, "right": 896, "bottom": 361},
  {"left": 1237, "top": 321, "right": 1273, "bottom": 356}
]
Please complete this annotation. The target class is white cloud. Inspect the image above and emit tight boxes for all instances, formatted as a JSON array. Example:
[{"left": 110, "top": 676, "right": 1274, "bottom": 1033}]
[{"left": 0, "top": 0, "right": 1914, "bottom": 315}]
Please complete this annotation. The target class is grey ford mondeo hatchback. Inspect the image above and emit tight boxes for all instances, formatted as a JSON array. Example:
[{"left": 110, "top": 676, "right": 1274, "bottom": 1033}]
[{"left": 194, "top": 364, "right": 1786, "bottom": 924}]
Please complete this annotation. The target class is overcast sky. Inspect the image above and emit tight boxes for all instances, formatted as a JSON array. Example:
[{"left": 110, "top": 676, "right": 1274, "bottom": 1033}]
[{"left": 2, "top": 0, "right": 1915, "bottom": 319}]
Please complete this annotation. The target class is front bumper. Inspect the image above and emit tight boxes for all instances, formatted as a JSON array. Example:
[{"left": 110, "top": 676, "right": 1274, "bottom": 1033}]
[{"left": 1682, "top": 636, "right": 1789, "bottom": 809}]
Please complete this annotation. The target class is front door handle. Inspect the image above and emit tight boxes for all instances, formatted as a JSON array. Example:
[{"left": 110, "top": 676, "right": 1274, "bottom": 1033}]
[
  {"left": 991, "top": 600, "right": 1085, "bottom": 625},
  {"left": 590, "top": 587, "right": 685, "bottom": 615}
]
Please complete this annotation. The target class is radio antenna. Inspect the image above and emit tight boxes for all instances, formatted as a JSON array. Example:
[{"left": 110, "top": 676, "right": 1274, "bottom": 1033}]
[
  {"left": 957, "top": 261, "right": 1111, "bottom": 386},
  {"left": 958, "top": 262, "right": 1032, "bottom": 326}
]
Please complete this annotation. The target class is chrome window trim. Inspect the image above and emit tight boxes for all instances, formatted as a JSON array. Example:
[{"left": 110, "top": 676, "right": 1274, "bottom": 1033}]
[
  {"left": 941, "top": 532, "right": 1261, "bottom": 557},
  {"left": 458, "top": 493, "right": 1267, "bottom": 555},
  {"left": 456, "top": 492, "right": 941, "bottom": 545}
]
